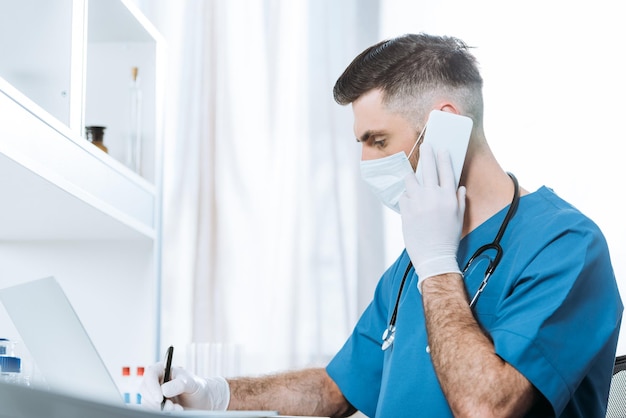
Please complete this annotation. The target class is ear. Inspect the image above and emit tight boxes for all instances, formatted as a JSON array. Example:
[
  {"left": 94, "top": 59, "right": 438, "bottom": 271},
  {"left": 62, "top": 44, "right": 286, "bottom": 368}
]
[{"left": 438, "top": 103, "right": 460, "bottom": 115}]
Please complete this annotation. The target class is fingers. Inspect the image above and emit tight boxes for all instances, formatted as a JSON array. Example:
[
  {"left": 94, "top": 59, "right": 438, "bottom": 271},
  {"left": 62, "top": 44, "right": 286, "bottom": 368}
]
[
  {"left": 457, "top": 186, "right": 467, "bottom": 216},
  {"left": 162, "top": 376, "right": 186, "bottom": 398},
  {"left": 419, "top": 143, "right": 437, "bottom": 186},
  {"left": 436, "top": 148, "right": 456, "bottom": 190},
  {"left": 162, "top": 366, "right": 198, "bottom": 398},
  {"left": 139, "top": 362, "right": 165, "bottom": 409},
  {"left": 144, "top": 361, "right": 165, "bottom": 381},
  {"left": 415, "top": 142, "right": 457, "bottom": 189},
  {"left": 160, "top": 399, "right": 184, "bottom": 411},
  {"left": 161, "top": 399, "right": 176, "bottom": 411}
]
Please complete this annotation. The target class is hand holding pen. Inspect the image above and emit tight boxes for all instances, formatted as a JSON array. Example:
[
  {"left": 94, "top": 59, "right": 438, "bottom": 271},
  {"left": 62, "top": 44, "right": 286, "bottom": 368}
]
[{"left": 139, "top": 345, "right": 230, "bottom": 411}]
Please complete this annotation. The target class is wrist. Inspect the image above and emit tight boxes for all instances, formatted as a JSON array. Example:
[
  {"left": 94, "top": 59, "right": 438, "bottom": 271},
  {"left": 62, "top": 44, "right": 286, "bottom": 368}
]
[
  {"left": 203, "top": 376, "right": 231, "bottom": 410},
  {"left": 416, "top": 257, "right": 461, "bottom": 293},
  {"left": 419, "top": 272, "right": 463, "bottom": 294}
]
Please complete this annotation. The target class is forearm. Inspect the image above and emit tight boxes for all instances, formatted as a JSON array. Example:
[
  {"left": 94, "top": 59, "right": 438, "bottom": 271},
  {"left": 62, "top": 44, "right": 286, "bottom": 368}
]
[
  {"left": 227, "top": 367, "right": 355, "bottom": 418},
  {"left": 422, "top": 274, "right": 536, "bottom": 418}
]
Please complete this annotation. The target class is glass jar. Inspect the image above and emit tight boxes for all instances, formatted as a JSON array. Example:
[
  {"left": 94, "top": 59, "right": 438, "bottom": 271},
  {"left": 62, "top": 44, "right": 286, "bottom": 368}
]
[{"left": 85, "top": 125, "right": 108, "bottom": 153}]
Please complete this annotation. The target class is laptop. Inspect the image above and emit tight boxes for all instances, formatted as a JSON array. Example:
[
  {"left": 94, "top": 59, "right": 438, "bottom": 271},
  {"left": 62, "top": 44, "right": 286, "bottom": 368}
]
[
  {"left": 0, "top": 277, "right": 280, "bottom": 417},
  {"left": 0, "top": 276, "right": 123, "bottom": 404}
]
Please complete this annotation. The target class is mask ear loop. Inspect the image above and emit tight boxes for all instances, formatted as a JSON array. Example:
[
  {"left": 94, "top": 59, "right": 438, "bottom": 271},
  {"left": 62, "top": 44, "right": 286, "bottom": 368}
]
[{"left": 407, "top": 123, "right": 428, "bottom": 161}]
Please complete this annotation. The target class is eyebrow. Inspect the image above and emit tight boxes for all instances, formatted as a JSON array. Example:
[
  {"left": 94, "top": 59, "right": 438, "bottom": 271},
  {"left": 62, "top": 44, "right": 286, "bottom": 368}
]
[{"left": 357, "top": 130, "right": 385, "bottom": 143}]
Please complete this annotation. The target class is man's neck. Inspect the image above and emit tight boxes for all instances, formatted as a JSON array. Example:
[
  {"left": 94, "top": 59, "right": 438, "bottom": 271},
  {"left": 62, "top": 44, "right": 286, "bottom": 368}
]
[{"left": 460, "top": 147, "right": 527, "bottom": 237}]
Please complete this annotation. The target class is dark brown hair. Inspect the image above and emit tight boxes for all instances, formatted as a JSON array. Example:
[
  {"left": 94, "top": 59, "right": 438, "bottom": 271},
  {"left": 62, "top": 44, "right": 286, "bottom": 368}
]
[{"left": 333, "top": 33, "right": 484, "bottom": 123}]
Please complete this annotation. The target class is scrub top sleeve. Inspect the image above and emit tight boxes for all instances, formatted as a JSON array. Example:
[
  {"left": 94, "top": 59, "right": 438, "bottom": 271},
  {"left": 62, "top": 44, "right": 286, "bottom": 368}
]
[
  {"left": 326, "top": 313, "right": 383, "bottom": 417},
  {"left": 492, "top": 221, "right": 622, "bottom": 416},
  {"left": 327, "top": 255, "right": 403, "bottom": 417}
]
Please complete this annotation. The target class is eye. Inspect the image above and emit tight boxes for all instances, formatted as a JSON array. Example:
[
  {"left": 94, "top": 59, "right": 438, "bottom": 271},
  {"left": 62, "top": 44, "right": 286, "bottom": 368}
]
[{"left": 372, "top": 136, "right": 387, "bottom": 148}]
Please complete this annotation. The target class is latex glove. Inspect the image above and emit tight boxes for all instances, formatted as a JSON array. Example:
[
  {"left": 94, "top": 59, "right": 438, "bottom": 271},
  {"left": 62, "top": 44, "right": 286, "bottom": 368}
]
[
  {"left": 139, "top": 361, "right": 230, "bottom": 411},
  {"left": 399, "top": 142, "right": 466, "bottom": 292}
]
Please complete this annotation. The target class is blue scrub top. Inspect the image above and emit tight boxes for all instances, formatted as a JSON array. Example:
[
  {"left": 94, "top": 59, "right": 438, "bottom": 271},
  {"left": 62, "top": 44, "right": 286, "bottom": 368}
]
[{"left": 327, "top": 186, "right": 623, "bottom": 417}]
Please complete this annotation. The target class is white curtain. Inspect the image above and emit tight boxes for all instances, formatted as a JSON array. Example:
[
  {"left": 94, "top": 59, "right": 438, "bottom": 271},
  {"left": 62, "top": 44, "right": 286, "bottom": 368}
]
[{"left": 139, "top": 0, "right": 383, "bottom": 375}]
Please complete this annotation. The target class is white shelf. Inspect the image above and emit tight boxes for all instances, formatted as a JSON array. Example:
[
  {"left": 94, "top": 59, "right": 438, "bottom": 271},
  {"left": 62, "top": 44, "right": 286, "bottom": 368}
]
[
  {"left": 0, "top": 151, "right": 153, "bottom": 241},
  {"left": 0, "top": 79, "right": 156, "bottom": 240},
  {"left": 0, "top": 0, "right": 164, "bottom": 394},
  {"left": 0, "top": 0, "right": 163, "bottom": 185}
]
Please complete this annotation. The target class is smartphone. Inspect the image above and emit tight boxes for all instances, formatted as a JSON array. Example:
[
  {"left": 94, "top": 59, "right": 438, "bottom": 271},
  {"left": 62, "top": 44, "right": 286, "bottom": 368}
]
[{"left": 415, "top": 109, "right": 473, "bottom": 188}]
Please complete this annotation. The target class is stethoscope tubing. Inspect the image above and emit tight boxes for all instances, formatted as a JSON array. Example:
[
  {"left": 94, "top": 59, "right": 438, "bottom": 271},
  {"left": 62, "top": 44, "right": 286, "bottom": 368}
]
[{"left": 381, "top": 173, "right": 520, "bottom": 350}]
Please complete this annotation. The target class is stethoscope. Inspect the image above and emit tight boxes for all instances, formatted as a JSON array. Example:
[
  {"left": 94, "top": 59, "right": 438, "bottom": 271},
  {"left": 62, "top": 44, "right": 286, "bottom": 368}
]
[{"left": 381, "top": 173, "right": 520, "bottom": 351}]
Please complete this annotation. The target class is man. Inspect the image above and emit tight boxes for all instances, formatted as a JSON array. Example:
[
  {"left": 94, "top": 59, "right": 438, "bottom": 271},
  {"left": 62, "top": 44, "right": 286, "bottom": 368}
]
[{"left": 140, "top": 33, "right": 623, "bottom": 417}]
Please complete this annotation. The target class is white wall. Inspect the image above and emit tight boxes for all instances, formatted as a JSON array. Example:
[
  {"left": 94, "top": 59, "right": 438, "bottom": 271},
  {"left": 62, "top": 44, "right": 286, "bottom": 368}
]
[{"left": 380, "top": 0, "right": 626, "bottom": 353}]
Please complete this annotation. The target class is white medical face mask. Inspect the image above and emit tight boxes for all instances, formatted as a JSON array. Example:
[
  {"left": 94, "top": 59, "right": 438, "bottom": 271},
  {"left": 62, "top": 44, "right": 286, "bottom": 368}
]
[{"left": 360, "top": 126, "right": 425, "bottom": 213}]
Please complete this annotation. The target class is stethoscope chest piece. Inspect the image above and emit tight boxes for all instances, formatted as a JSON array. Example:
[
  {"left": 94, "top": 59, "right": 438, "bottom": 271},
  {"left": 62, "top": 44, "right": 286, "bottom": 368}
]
[{"left": 381, "top": 325, "right": 396, "bottom": 350}]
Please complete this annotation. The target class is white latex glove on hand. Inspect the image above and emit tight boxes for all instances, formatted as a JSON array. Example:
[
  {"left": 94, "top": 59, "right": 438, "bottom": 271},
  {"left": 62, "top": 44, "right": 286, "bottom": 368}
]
[
  {"left": 139, "top": 361, "right": 230, "bottom": 411},
  {"left": 399, "top": 142, "right": 466, "bottom": 292}
]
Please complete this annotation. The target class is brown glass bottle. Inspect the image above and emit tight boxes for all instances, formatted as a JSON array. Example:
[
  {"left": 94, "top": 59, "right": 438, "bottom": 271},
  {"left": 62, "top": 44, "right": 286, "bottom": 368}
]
[{"left": 85, "top": 126, "right": 108, "bottom": 153}]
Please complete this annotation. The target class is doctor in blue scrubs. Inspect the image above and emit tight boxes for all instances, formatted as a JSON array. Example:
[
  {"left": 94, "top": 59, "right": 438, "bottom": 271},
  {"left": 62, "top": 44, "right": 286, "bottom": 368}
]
[{"left": 141, "top": 33, "right": 623, "bottom": 417}]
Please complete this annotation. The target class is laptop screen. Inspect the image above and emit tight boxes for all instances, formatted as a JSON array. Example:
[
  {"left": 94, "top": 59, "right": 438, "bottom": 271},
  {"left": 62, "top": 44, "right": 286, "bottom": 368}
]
[{"left": 0, "top": 276, "right": 123, "bottom": 404}]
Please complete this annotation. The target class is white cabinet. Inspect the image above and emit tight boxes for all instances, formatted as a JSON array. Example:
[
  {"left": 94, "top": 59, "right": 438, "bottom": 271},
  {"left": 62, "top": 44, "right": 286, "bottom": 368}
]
[{"left": 0, "top": 0, "right": 164, "bottom": 395}]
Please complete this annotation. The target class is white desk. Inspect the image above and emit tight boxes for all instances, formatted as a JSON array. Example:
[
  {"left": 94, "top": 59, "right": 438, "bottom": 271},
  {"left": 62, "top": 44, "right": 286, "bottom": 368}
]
[{"left": 0, "top": 381, "right": 278, "bottom": 418}]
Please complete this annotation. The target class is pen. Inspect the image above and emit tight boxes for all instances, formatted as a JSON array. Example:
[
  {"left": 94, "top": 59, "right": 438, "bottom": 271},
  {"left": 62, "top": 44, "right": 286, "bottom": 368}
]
[{"left": 161, "top": 345, "right": 174, "bottom": 411}]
